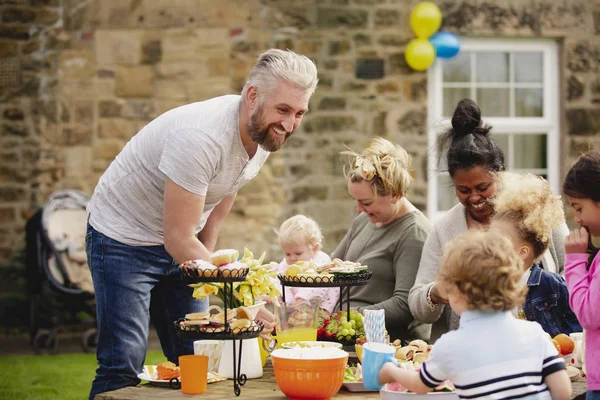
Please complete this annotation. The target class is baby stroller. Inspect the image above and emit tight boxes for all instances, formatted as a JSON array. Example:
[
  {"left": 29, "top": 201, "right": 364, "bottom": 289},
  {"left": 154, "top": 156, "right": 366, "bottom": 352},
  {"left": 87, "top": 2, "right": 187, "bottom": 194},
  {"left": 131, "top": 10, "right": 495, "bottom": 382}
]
[{"left": 26, "top": 190, "right": 97, "bottom": 354}]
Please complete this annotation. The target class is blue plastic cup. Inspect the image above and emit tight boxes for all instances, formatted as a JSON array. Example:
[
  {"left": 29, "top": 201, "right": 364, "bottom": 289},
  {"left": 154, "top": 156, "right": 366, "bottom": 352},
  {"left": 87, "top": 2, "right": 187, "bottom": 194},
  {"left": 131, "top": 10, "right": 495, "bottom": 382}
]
[{"left": 362, "top": 342, "right": 398, "bottom": 390}]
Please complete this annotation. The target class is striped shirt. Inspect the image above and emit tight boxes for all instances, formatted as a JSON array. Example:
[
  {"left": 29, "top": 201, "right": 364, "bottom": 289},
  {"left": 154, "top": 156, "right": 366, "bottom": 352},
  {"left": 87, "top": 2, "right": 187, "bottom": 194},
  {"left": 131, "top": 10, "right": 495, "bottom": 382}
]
[
  {"left": 88, "top": 95, "right": 270, "bottom": 246},
  {"left": 419, "top": 310, "right": 565, "bottom": 400}
]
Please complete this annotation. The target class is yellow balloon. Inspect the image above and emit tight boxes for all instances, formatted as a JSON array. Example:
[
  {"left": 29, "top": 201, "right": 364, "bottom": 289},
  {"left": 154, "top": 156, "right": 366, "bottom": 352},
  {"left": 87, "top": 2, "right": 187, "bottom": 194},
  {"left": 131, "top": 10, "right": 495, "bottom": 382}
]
[
  {"left": 410, "top": 1, "right": 442, "bottom": 39},
  {"left": 405, "top": 39, "right": 436, "bottom": 71}
]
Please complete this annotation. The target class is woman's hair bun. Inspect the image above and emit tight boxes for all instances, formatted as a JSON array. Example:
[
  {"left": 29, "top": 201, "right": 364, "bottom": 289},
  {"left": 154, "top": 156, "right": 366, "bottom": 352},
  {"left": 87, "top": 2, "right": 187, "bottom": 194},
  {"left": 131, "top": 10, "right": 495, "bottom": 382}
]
[{"left": 451, "top": 98, "right": 484, "bottom": 137}]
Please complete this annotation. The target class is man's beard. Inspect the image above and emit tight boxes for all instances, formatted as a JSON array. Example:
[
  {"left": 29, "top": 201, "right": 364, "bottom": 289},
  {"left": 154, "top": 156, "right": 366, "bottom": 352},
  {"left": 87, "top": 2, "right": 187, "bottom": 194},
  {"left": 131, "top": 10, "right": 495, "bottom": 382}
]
[{"left": 247, "top": 105, "right": 291, "bottom": 152}]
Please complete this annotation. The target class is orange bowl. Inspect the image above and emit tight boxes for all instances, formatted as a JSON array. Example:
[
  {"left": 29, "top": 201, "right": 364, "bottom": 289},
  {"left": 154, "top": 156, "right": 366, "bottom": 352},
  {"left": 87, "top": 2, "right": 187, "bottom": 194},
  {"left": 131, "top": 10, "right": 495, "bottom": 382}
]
[{"left": 271, "top": 353, "right": 348, "bottom": 400}]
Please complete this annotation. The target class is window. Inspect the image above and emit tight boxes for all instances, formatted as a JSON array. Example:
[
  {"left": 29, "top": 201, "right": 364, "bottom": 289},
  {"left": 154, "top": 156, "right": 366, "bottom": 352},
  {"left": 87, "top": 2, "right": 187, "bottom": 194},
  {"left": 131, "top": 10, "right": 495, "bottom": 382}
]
[{"left": 427, "top": 38, "right": 560, "bottom": 217}]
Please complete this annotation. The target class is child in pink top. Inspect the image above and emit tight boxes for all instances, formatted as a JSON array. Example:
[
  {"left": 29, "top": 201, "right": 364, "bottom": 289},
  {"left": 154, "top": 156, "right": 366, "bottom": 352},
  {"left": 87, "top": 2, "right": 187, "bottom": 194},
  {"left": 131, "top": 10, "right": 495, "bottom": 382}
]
[
  {"left": 273, "top": 215, "right": 339, "bottom": 313},
  {"left": 563, "top": 151, "right": 600, "bottom": 397}
]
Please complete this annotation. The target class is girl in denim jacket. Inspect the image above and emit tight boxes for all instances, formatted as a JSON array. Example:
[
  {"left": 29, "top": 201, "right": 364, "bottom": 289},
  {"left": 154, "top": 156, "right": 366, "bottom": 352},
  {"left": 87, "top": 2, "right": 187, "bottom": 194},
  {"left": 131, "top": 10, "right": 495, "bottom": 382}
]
[{"left": 490, "top": 172, "right": 582, "bottom": 337}]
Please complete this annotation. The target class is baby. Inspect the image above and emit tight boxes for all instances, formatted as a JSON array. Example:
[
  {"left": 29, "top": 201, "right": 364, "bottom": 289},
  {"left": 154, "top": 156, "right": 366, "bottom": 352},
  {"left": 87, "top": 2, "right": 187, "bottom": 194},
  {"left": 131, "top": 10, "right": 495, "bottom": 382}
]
[
  {"left": 273, "top": 215, "right": 339, "bottom": 313},
  {"left": 380, "top": 230, "right": 571, "bottom": 399},
  {"left": 490, "top": 172, "right": 582, "bottom": 337}
]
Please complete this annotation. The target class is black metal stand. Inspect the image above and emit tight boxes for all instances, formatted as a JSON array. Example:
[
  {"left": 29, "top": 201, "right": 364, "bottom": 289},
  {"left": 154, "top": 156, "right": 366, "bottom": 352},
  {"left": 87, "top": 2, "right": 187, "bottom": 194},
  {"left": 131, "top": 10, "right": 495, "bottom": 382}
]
[
  {"left": 176, "top": 268, "right": 262, "bottom": 397},
  {"left": 278, "top": 271, "right": 372, "bottom": 345}
]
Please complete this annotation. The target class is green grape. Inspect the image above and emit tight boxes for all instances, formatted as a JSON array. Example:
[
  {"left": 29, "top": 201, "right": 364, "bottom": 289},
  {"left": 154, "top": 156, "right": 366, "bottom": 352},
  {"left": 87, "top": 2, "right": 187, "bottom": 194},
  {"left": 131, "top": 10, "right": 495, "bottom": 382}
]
[
  {"left": 343, "top": 322, "right": 352, "bottom": 329},
  {"left": 340, "top": 328, "right": 349, "bottom": 336},
  {"left": 357, "top": 321, "right": 363, "bottom": 328},
  {"left": 348, "top": 328, "right": 356, "bottom": 336},
  {"left": 349, "top": 319, "right": 356, "bottom": 328}
]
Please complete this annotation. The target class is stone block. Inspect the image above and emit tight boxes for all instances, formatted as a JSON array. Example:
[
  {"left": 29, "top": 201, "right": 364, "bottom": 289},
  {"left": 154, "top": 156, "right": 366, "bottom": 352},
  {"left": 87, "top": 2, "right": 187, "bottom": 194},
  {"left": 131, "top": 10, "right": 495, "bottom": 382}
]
[
  {"left": 376, "top": 81, "right": 400, "bottom": 94},
  {"left": 94, "top": 139, "right": 124, "bottom": 160},
  {"left": 57, "top": 124, "right": 93, "bottom": 146},
  {"left": 208, "top": 57, "right": 231, "bottom": 77},
  {"left": 0, "top": 24, "right": 30, "bottom": 40},
  {"left": 59, "top": 79, "right": 96, "bottom": 99},
  {"left": 374, "top": 8, "right": 401, "bottom": 27},
  {"left": 95, "top": 30, "right": 143, "bottom": 65},
  {"left": 0, "top": 186, "right": 25, "bottom": 202},
  {"left": 2, "top": 123, "right": 27, "bottom": 137},
  {"left": 161, "top": 28, "right": 229, "bottom": 62},
  {"left": 566, "top": 40, "right": 600, "bottom": 73},
  {"left": 397, "top": 108, "right": 427, "bottom": 136},
  {"left": 377, "top": 34, "right": 409, "bottom": 47},
  {"left": 58, "top": 49, "right": 95, "bottom": 79},
  {"left": 319, "top": 97, "right": 346, "bottom": 110},
  {"left": 2, "top": 7, "right": 36, "bottom": 23},
  {"left": 354, "top": 33, "right": 371, "bottom": 47},
  {"left": 567, "top": 76, "right": 585, "bottom": 102},
  {"left": 98, "top": 118, "right": 135, "bottom": 140},
  {"left": 566, "top": 108, "right": 600, "bottom": 136},
  {"left": 317, "top": 8, "right": 368, "bottom": 29},
  {"left": 403, "top": 78, "right": 427, "bottom": 102},
  {"left": 3, "top": 108, "right": 24, "bottom": 120},
  {"left": 142, "top": 40, "right": 162, "bottom": 64},
  {"left": 186, "top": 78, "right": 232, "bottom": 102},
  {"left": 291, "top": 186, "right": 329, "bottom": 203},
  {"left": 36, "top": 8, "right": 59, "bottom": 24},
  {"left": 99, "top": 99, "right": 124, "bottom": 118},
  {"left": 261, "top": 6, "right": 313, "bottom": 29},
  {"left": 116, "top": 66, "right": 154, "bottom": 98},
  {"left": 303, "top": 115, "right": 358, "bottom": 134},
  {"left": 64, "top": 146, "right": 92, "bottom": 178},
  {"left": 154, "top": 79, "right": 188, "bottom": 100},
  {"left": 122, "top": 100, "right": 155, "bottom": 119},
  {"left": 0, "top": 40, "right": 18, "bottom": 57},
  {"left": 329, "top": 40, "right": 351, "bottom": 56},
  {"left": 157, "top": 62, "right": 209, "bottom": 79},
  {"left": 594, "top": 10, "right": 600, "bottom": 35},
  {"left": 0, "top": 207, "right": 16, "bottom": 224}
]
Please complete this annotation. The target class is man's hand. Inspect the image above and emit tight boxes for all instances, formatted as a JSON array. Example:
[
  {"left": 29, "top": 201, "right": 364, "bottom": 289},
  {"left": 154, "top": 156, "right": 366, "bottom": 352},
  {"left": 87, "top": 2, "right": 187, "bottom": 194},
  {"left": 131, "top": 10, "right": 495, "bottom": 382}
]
[
  {"left": 255, "top": 306, "right": 276, "bottom": 340},
  {"left": 565, "top": 227, "right": 589, "bottom": 254}
]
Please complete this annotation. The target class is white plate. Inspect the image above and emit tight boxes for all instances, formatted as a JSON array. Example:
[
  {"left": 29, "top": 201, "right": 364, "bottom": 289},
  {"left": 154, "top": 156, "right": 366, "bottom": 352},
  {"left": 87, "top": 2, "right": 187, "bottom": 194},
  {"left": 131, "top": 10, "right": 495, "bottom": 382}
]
[
  {"left": 137, "top": 365, "right": 227, "bottom": 386},
  {"left": 342, "top": 381, "right": 376, "bottom": 392},
  {"left": 380, "top": 388, "right": 459, "bottom": 400}
]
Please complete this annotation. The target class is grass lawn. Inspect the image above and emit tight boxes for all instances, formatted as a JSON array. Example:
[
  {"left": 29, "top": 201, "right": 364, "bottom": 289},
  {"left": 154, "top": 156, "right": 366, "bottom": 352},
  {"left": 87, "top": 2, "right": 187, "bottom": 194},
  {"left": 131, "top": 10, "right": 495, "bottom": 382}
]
[{"left": 0, "top": 350, "right": 166, "bottom": 400}]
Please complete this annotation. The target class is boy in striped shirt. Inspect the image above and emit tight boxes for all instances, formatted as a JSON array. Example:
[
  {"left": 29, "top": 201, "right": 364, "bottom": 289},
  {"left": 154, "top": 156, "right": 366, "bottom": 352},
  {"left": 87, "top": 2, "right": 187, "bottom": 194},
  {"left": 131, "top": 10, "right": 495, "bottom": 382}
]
[{"left": 380, "top": 230, "right": 571, "bottom": 400}]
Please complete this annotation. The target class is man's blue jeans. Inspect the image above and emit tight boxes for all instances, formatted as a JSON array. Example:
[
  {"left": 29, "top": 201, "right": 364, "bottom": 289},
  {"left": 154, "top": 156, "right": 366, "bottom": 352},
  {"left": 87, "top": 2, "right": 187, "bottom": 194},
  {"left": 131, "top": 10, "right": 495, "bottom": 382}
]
[{"left": 86, "top": 223, "right": 207, "bottom": 399}]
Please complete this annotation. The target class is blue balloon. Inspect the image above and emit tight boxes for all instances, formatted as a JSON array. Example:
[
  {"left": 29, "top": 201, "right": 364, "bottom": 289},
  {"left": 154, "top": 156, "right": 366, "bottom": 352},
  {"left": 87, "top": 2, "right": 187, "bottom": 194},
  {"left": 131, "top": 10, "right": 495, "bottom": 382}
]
[{"left": 429, "top": 32, "right": 460, "bottom": 59}]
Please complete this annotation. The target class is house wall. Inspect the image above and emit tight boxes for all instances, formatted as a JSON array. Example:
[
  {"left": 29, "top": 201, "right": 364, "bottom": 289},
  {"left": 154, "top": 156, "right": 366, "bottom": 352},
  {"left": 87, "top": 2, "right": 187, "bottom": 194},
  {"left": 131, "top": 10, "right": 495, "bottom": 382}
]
[{"left": 0, "top": 0, "right": 599, "bottom": 264}]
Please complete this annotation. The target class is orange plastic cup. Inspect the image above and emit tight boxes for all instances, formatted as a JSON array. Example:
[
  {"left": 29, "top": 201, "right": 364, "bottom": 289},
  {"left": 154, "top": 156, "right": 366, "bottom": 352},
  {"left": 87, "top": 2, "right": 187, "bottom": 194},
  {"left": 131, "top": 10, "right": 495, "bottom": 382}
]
[{"left": 179, "top": 355, "right": 208, "bottom": 394}]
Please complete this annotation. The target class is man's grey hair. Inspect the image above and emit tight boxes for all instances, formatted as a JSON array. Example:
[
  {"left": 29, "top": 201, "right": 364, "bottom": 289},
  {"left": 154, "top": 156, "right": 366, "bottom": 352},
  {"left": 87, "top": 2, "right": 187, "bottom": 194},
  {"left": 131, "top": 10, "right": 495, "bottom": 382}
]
[{"left": 241, "top": 49, "right": 318, "bottom": 101}]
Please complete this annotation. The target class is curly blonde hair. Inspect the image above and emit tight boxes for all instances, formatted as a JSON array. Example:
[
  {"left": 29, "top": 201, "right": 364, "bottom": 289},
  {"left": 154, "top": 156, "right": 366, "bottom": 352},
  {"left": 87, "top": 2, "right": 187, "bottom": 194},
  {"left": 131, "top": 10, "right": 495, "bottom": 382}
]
[
  {"left": 492, "top": 172, "right": 565, "bottom": 260},
  {"left": 277, "top": 214, "right": 323, "bottom": 250},
  {"left": 341, "top": 137, "right": 413, "bottom": 197},
  {"left": 438, "top": 230, "right": 527, "bottom": 312}
]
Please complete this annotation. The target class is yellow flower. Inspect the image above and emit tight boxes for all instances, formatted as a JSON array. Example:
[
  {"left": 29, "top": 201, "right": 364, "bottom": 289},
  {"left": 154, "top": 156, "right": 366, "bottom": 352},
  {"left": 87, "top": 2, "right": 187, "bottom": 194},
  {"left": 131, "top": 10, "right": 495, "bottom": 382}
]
[{"left": 191, "top": 284, "right": 220, "bottom": 300}]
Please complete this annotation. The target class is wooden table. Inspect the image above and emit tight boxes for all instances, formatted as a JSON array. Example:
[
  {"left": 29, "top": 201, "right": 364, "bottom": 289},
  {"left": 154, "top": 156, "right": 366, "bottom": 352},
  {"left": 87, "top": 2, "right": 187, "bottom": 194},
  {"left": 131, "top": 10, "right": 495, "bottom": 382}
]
[{"left": 96, "top": 358, "right": 588, "bottom": 400}]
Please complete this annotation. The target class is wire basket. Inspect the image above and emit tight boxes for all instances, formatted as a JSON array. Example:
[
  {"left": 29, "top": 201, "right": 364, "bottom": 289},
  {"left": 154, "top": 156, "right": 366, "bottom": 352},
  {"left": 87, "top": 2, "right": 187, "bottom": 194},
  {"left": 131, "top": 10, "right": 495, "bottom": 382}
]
[
  {"left": 174, "top": 319, "right": 264, "bottom": 340},
  {"left": 277, "top": 270, "right": 373, "bottom": 287},
  {"left": 180, "top": 266, "right": 249, "bottom": 283}
]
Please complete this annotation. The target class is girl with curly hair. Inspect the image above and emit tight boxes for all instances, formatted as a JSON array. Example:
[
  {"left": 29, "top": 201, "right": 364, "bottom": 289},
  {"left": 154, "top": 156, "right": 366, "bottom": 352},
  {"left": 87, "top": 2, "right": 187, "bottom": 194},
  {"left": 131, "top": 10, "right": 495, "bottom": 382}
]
[{"left": 489, "top": 172, "right": 582, "bottom": 337}]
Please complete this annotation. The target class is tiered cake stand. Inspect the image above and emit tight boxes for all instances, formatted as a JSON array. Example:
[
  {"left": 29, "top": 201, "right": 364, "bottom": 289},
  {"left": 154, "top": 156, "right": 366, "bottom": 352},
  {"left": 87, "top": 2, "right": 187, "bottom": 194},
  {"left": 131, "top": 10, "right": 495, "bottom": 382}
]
[{"left": 175, "top": 268, "right": 263, "bottom": 396}]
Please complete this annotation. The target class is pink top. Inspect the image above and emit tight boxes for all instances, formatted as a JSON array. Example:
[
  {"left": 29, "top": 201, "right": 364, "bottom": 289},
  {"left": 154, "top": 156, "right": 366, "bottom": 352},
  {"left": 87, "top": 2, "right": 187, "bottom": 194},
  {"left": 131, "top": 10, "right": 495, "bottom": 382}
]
[
  {"left": 273, "top": 251, "right": 340, "bottom": 313},
  {"left": 565, "top": 252, "right": 600, "bottom": 389}
]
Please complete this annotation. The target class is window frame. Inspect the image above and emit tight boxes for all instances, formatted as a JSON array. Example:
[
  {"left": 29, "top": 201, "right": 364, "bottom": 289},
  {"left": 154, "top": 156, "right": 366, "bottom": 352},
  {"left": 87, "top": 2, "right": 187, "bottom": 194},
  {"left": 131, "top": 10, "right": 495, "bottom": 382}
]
[{"left": 426, "top": 37, "right": 560, "bottom": 218}]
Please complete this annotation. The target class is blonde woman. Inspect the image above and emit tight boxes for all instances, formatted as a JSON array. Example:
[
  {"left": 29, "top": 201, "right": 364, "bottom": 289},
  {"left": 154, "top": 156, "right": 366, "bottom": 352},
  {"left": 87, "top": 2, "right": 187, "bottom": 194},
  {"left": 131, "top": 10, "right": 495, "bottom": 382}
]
[
  {"left": 331, "top": 137, "right": 432, "bottom": 343},
  {"left": 489, "top": 172, "right": 582, "bottom": 336}
]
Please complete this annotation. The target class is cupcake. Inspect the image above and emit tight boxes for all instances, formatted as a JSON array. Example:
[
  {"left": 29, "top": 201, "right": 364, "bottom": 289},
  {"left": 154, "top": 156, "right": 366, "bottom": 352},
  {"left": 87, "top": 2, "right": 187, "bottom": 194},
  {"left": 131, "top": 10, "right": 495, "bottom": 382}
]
[
  {"left": 210, "top": 249, "right": 239, "bottom": 266},
  {"left": 180, "top": 259, "right": 218, "bottom": 277},
  {"left": 218, "top": 261, "right": 247, "bottom": 278}
]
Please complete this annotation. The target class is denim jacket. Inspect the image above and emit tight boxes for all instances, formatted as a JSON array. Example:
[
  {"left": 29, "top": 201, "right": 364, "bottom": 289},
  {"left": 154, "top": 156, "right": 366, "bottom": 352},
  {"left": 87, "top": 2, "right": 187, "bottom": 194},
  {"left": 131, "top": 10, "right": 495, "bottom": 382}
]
[{"left": 522, "top": 264, "right": 582, "bottom": 337}]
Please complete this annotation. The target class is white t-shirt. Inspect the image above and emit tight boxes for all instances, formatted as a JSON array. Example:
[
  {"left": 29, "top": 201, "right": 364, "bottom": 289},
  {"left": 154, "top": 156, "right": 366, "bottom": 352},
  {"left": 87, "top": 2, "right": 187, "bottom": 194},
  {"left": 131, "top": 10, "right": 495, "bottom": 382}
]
[{"left": 88, "top": 95, "right": 270, "bottom": 246}]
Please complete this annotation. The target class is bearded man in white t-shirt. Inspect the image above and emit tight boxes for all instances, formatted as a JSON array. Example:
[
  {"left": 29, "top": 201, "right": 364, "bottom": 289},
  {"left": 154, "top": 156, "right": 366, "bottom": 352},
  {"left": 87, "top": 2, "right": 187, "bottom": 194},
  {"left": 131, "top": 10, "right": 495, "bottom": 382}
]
[{"left": 85, "top": 49, "right": 318, "bottom": 399}]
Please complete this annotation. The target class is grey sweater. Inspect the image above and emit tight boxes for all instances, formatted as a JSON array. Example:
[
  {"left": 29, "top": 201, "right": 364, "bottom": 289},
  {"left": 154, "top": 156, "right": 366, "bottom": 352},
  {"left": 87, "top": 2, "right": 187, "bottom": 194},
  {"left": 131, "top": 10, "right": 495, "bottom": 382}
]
[
  {"left": 331, "top": 211, "right": 432, "bottom": 343},
  {"left": 408, "top": 203, "right": 569, "bottom": 343}
]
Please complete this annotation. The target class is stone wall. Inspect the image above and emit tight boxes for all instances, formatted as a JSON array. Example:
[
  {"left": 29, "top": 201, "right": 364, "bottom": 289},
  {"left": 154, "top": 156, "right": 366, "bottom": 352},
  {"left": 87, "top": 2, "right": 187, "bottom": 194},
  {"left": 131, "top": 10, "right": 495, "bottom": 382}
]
[{"left": 0, "top": 0, "right": 599, "bottom": 265}]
